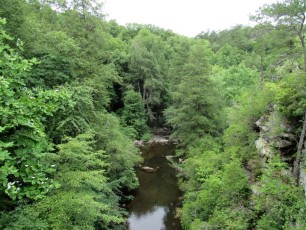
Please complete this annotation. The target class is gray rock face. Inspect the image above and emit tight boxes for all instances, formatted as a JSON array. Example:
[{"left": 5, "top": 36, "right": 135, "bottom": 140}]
[
  {"left": 255, "top": 138, "right": 272, "bottom": 158},
  {"left": 254, "top": 107, "right": 306, "bottom": 195},
  {"left": 255, "top": 116, "right": 265, "bottom": 130},
  {"left": 255, "top": 109, "right": 295, "bottom": 161},
  {"left": 274, "top": 139, "right": 293, "bottom": 148}
]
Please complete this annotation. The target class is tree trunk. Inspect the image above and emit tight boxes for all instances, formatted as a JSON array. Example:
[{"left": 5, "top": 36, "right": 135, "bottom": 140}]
[
  {"left": 147, "top": 104, "right": 155, "bottom": 122},
  {"left": 294, "top": 11, "right": 306, "bottom": 185},
  {"left": 293, "top": 111, "right": 306, "bottom": 185},
  {"left": 144, "top": 88, "right": 155, "bottom": 122}
]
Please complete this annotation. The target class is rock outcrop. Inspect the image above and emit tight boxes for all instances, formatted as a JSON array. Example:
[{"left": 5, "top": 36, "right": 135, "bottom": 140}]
[
  {"left": 255, "top": 108, "right": 306, "bottom": 194},
  {"left": 255, "top": 109, "right": 296, "bottom": 163}
]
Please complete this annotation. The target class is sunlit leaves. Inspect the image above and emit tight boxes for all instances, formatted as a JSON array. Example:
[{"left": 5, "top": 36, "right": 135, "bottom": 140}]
[
  {"left": 129, "top": 28, "right": 169, "bottom": 122},
  {"left": 266, "top": 71, "right": 306, "bottom": 119},
  {"left": 165, "top": 74, "right": 224, "bottom": 146},
  {"left": 0, "top": 19, "right": 67, "bottom": 200},
  {"left": 121, "top": 86, "right": 149, "bottom": 139}
]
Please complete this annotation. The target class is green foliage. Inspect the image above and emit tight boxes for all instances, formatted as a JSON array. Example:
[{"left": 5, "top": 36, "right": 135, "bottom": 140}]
[
  {"left": 0, "top": 9, "right": 140, "bottom": 228},
  {"left": 198, "top": 25, "right": 254, "bottom": 53},
  {"left": 182, "top": 40, "right": 214, "bottom": 76},
  {"left": 93, "top": 113, "right": 142, "bottom": 192},
  {"left": 252, "top": 0, "right": 306, "bottom": 75},
  {"left": 121, "top": 86, "right": 150, "bottom": 139},
  {"left": 45, "top": 83, "right": 96, "bottom": 142},
  {"left": 189, "top": 207, "right": 251, "bottom": 230},
  {"left": 214, "top": 44, "right": 244, "bottom": 68},
  {"left": 1, "top": 1, "right": 306, "bottom": 229},
  {"left": 26, "top": 30, "right": 80, "bottom": 87},
  {"left": 224, "top": 87, "right": 273, "bottom": 161},
  {"left": 267, "top": 72, "right": 306, "bottom": 119},
  {"left": 166, "top": 39, "right": 225, "bottom": 146},
  {"left": 248, "top": 24, "right": 291, "bottom": 81},
  {"left": 165, "top": 74, "right": 225, "bottom": 146},
  {"left": 45, "top": 84, "right": 142, "bottom": 193},
  {"left": 179, "top": 136, "right": 252, "bottom": 229},
  {"left": 181, "top": 159, "right": 252, "bottom": 229},
  {"left": 0, "top": 206, "right": 49, "bottom": 230},
  {"left": 0, "top": 133, "right": 126, "bottom": 230},
  {"left": 50, "top": 133, "right": 125, "bottom": 229},
  {"left": 252, "top": 156, "right": 306, "bottom": 230},
  {"left": 219, "top": 63, "right": 259, "bottom": 103},
  {"left": 255, "top": 0, "right": 305, "bottom": 27},
  {"left": 167, "top": 35, "right": 192, "bottom": 84},
  {"left": 180, "top": 147, "right": 225, "bottom": 192},
  {"left": 0, "top": 19, "right": 67, "bottom": 201},
  {"left": 128, "top": 28, "right": 169, "bottom": 123},
  {"left": 0, "top": 0, "right": 26, "bottom": 41}
]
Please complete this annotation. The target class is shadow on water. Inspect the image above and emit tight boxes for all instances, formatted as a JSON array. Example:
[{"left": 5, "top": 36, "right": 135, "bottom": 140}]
[{"left": 128, "top": 142, "right": 182, "bottom": 230}]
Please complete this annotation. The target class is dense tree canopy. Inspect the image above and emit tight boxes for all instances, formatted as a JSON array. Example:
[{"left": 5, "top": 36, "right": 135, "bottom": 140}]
[{"left": 0, "top": 0, "right": 305, "bottom": 229}]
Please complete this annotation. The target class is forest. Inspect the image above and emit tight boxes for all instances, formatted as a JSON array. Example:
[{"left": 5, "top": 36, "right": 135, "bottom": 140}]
[{"left": 0, "top": 0, "right": 305, "bottom": 229}]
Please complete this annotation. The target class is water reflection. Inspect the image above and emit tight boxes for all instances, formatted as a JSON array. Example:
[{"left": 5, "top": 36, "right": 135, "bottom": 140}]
[
  {"left": 128, "top": 143, "right": 182, "bottom": 230},
  {"left": 128, "top": 207, "right": 165, "bottom": 230}
]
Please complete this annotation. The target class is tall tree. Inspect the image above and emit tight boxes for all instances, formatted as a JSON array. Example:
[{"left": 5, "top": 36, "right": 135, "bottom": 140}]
[
  {"left": 0, "top": 0, "right": 26, "bottom": 41},
  {"left": 254, "top": 0, "right": 306, "bottom": 71},
  {"left": 0, "top": 19, "right": 68, "bottom": 202},
  {"left": 121, "top": 86, "right": 149, "bottom": 139},
  {"left": 254, "top": 0, "right": 306, "bottom": 185},
  {"left": 128, "top": 29, "right": 168, "bottom": 123},
  {"left": 165, "top": 40, "right": 224, "bottom": 146}
]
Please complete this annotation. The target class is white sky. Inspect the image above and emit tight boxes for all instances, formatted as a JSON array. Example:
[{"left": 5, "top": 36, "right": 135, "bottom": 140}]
[{"left": 103, "top": 0, "right": 278, "bottom": 37}]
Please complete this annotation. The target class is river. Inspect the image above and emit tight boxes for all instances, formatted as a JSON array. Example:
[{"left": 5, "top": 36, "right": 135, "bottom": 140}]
[{"left": 127, "top": 141, "right": 182, "bottom": 230}]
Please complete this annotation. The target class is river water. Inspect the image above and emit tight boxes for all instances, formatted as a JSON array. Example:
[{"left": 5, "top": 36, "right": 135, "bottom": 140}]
[{"left": 127, "top": 142, "right": 182, "bottom": 230}]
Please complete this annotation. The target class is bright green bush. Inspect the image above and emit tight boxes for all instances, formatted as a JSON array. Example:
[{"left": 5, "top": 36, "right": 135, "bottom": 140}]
[
  {"left": 0, "top": 133, "right": 127, "bottom": 230},
  {"left": 121, "top": 86, "right": 150, "bottom": 139},
  {"left": 0, "top": 18, "right": 69, "bottom": 201},
  {"left": 252, "top": 156, "right": 306, "bottom": 230}
]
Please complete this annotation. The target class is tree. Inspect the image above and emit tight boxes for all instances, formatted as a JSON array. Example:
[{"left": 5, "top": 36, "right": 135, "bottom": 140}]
[
  {"left": 214, "top": 44, "right": 244, "bottom": 68},
  {"left": 0, "top": 133, "right": 126, "bottom": 230},
  {"left": 182, "top": 40, "right": 213, "bottom": 77},
  {"left": 26, "top": 30, "right": 80, "bottom": 88},
  {"left": 167, "top": 35, "right": 192, "bottom": 86},
  {"left": 219, "top": 63, "right": 259, "bottom": 103},
  {"left": 165, "top": 74, "right": 224, "bottom": 146},
  {"left": 254, "top": 0, "right": 306, "bottom": 69},
  {"left": 165, "top": 40, "right": 224, "bottom": 146},
  {"left": 0, "top": 19, "right": 68, "bottom": 202},
  {"left": 121, "top": 86, "right": 149, "bottom": 139},
  {"left": 0, "top": 0, "right": 26, "bottom": 41},
  {"left": 128, "top": 29, "right": 168, "bottom": 123},
  {"left": 93, "top": 113, "right": 142, "bottom": 194},
  {"left": 181, "top": 159, "right": 251, "bottom": 229},
  {"left": 66, "top": 0, "right": 104, "bottom": 18},
  {"left": 254, "top": 0, "right": 306, "bottom": 185},
  {"left": 252, "top": 156, "right": 305, "bottom": 229}
]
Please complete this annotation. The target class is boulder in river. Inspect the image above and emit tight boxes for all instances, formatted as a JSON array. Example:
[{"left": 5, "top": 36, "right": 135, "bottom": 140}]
[
  {"left": 134, "top": 140, "right": 144, "bottom": 147},
  {"left": 141, "top": 166, "right": 159, "bottom": 173},
  {"left": 148, "top": 135, "right": 169, "bottom": 144},
  {"left": 165, "top": 155, "right": 177, "bottom": 160}
]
